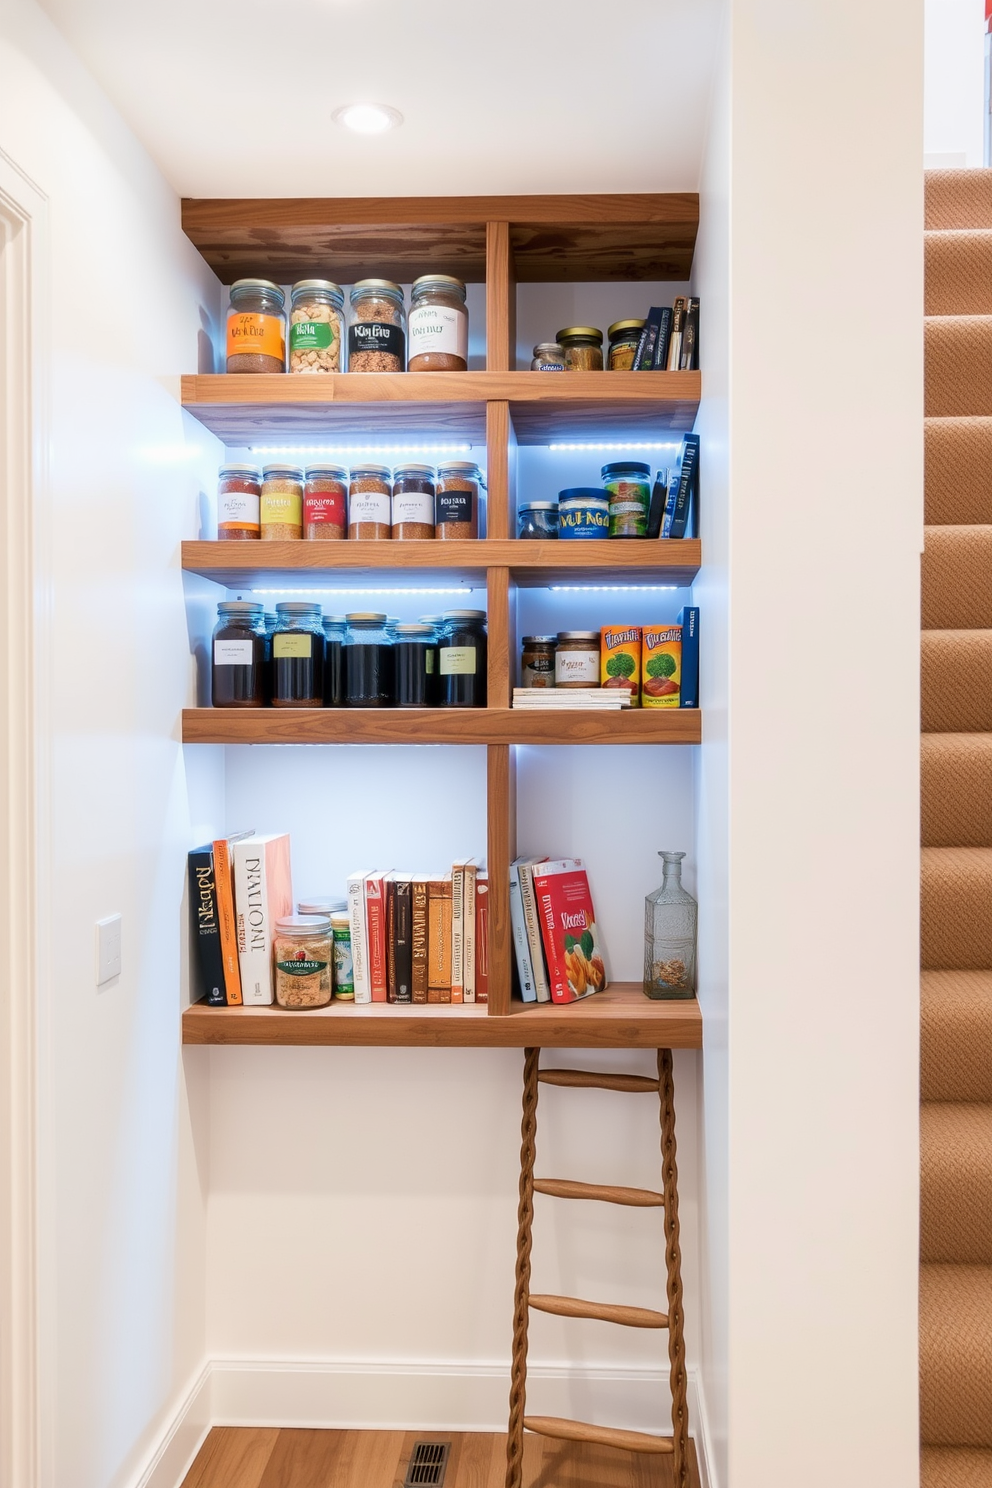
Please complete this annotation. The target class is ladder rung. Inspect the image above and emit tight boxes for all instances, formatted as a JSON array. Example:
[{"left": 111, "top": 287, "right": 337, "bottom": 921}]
[
  {"left": 533, "top": 1178, "right": 664, "bottom": 1207},
  {"left": 538, "top": 1068, "right": 660, "bottom": 1093},
  {"left": 529, "top": 1293, "right": 669, "bottom": 1329},
  {"left": 523, "top": 1416, "right": 674, "bottom": 1455}
]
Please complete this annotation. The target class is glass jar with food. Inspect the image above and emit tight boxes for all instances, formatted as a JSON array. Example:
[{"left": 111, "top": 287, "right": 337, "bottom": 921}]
[
  {"left": 273, "top": 915, "right": 334, "bottom": 1009},
  {"left": 344, "top": 612, "right": 393, "bottom": 707},
  {"left": 391, "top": 464, "right": 435, "bottom": 539},
  {"left": 438, "top": 610, "right": 487, "bottom": 708},
  {"left": 608, "top": 319, "right": 645, "bottom": 371},
  {"left": 271, "top": 602, "right": 324, "bottom": 707},
  {"left": 521, "top": 635, "right": 557, "bottom": 689},
  {"left": 211, "top": 601, "right": 266, "bottom": 708},
  {"left": 348, "top": 463, "right": 392, "bottom": 539},
  {"left": 348, "top": 280, "right": 406, "bottom": 372},
  {"left": 555, "top": 630, "right": 601, "bottom": 688},
  {"left": 304, "top": 464, "right": 348, "bottom": 539},
  {"left": 558, "top": 487, "right": 610, "bottom": 539},
  {"left": 436, "top": 461, "right": 482, "bottom": 539},
  {"left": 394, "top": 622, "right": 438, "bottom": 707},
  {"left": 322, "top": 615, "right": 347, "bottom": 707},
  {"left": 330, "top": 911, "right": 354, "bottom": 999},
  {"left": 289, "top": 280, "right": 345, "bottom": 374},
  {"left": 531, "top": 342, "right": 566, "bottom": 371},
  {"left": 217, "top": 465, "right": 261, "bottom": 540},
  {"left": 517, "top": 501, "right": 559, "bottom": 540},
  {"left": 408, "top": 275, "right": 469, "bottom": 371},
  {"left": 226, "top": 279, "right": 286, "bottom": 373},
  {"left": 261, "top": 464, "right": 304, "bottom": 540},
  {"left": 602, "top": 460, "right": 653, "bottom": 538},
  {"left": 557, "top": 326, "right": 604, "bottom": 371}
]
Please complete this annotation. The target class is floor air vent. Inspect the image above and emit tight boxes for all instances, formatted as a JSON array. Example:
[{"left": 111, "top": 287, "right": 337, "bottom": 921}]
[{"left": 403, "top": 1441, "right": 451, "bottom": 1487}]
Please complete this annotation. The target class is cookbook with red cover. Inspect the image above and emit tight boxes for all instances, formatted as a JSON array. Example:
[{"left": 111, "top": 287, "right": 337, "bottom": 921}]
[{"left": 532, "top": 858, "right": 607, "bottom": 1004}]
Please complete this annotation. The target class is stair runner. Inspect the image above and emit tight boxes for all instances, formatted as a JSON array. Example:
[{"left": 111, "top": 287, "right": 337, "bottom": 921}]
[{"left": 922, "top": 169, "right": 992, "bottom": 1488}]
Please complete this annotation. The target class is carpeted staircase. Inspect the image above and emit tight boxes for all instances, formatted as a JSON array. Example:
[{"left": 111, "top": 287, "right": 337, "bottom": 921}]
[{"left": 922, "top": 169, "right": 992, "bottom": 1488}]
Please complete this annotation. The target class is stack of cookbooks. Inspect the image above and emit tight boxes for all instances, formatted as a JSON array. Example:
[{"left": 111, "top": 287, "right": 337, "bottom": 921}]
[
  {"left": 512, "top": 689, "right": 631, "bottom": 710},
  {"left": 347, "top": 862, "right": 487, "bottom": 1005},
  {"left": 509, "top": 856, "right": 607, "bottom": 1004},
  {"left": 188, "top": 831, "right": 293, "bottom": 1007}
]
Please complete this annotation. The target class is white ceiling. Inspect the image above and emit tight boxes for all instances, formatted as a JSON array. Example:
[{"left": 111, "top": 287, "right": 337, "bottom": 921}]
[{"left": 37, "top": 0, "right": 724, "bottom": 198}]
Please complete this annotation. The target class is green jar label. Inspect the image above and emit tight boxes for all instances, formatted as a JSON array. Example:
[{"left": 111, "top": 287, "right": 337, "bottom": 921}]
[
  {"left": 291, "top": 321, "right": 334, "bottom": 351},
  {"left": 276, "top": 958, "right": 328, "bottom": 977}
]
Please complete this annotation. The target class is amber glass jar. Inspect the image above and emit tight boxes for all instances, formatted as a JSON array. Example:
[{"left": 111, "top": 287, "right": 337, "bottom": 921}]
[
  {"left": 521, "top": 635, "right": 557, "bottom": 689},
  {"left": 557, "top": 326, "right": 604, "bottom": 371},
  {"left": 435, "top": 462, "right": 482, "bottom": 539},
  {"left": 391, "top": 464, "right": 435, "bottom": 539}
]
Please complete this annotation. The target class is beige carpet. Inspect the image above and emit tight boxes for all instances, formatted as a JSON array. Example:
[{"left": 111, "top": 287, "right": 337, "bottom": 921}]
[{"left": 921, "top": 170, "right": 992, "bottom": 1488}]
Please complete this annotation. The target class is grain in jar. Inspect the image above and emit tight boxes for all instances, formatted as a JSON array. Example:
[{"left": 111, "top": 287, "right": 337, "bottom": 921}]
[
  {"left": 521, "top": 635, "right": 556, "bottom": 689},
  {"left": 211, "top": 601, "right": 266, "bottom": 707},
  {"left": 407, "top": 275, "right": 468, "bottom": 371},
  {"left": 608, "top": 319, "right": 644, "bottom": 371},
  {"left": 348, "top": 463, "right": 392, "bottom": 539},
  {"left": 271, "top": 602, "right": 324, "bottom": 707},
  {"left": 217, "top": 465, "right": 261, "bottom": 540},
  {"left": 289, "top": 280, "right": 344, "bottom": 374},
  {"left": 304, "top": 464, "right": 347, "bottom": 539},
  {"left": 391, "top": 464, "right": 435, "bottom": 539},
  {"left": 555, "top": 631, "right": 601, "bottom": 688},
  {"left": 261, "top": 464, "right": 304, "bottom": 539},
  {"left": 226, "top": 279, "right": 286, "bottom": 373},
  {"left": 273, "top": 915, "right": 334, "bottom": 1009},
  {"left": 435, "top": 461, "right": 482, "bottom": 539},
  {"left": 557, "top": 326, "right": 604, "bottom": 372},
  {"left": 348, "top": 280, "right": 405, "bottom": 372}
]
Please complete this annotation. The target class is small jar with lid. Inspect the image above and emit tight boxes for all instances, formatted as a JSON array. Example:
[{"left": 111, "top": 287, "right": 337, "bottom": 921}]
[
  {"left": 330, "top": 911, "right": 354, "bottom": 998},
  {"left": 391, "top": 464, "right": 435, "bottom": 539},
  {"left": 348, "top": 464, "right": 392, "bottom": 539},
  {"left": 218, "top": 465, "right": 261, "bottom": 540},
  {"left": 348, "top": 280, "right": 406, "bottom": 372},
  {"left": 304, "top": 464, "right": 347, "bottom": 539},
  {"left": 289, "top": 280, "right": 345, "bottom": 374},
  {"left": 322, "top": 615, "right": 347, "bottom": 707},
  {"left": 344, "top": 613, "right": 393, "bottom": 707},
  {"left": 531, "top": 342, "right": 566, "bottom": 371},
  {"left": 556, "top": 631, "right": 601, "bottom": 688},
  {"left": 521, "top": 635, "right": 557, "bottom": 689},
  {"left": 558, "top": 487, "right": 610, "bottom": 539},
  {"left": 557, "top": 326, "right": 604, "bottom": 372},
  {"left": 394, "top": 623, "right": 438, "bottom": 707},
  {"left": 436, "top": 461, "right": 482, "bottom": 539},
  {"left": 271, "top": 602, "right": 324, "bottom": 707},
  {"left": 517, "top": 501, "right": 559, "bottom": 540},
  {"left": 438, "top": 610, "right": 487, "bottom": 708},
  {"left": 211, "top": 601, "right": 266, "bottom": 708},
  {"left": 226, "top": 279, "right": 286, "bottom": 373},
  {"left": 261, "top": 464, "right": 304, "bottom": 540},
  {"left": 602, "top": 460, "right": 653, "bottom": 538},
  {"left": 608, "top": 319, "right": 645, "bottom": 371},
  {"left": 408, "top": 275, "right": 469, "bottom": 372},
  {"left": 273, "top": 915, "right": 334, "bottom": 1009}
]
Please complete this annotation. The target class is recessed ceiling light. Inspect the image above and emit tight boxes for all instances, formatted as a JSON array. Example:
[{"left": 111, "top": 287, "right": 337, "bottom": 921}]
[{"left": 332, "top": 103, "right": 403, "bottom": 135}]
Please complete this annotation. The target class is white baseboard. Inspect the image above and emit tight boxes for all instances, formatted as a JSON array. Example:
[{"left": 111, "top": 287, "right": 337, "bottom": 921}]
[{"left": 131, "top": 1364, "right": 211, "bottom": 1488}]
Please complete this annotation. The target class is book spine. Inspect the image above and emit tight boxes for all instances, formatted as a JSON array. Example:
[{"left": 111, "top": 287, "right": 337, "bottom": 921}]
[
  {"left": 652, "top": 306, "right": 674, "bottom": 370},
  {"left": 212, "top": 840, "right": 243, "bottom": 1005},
  {"left": 534, "top": 877, "right": 571, "bottom": 1002},
  {"left": 632, "top": 306, "right": 664, "bottom": 371},
  {"left": 669, "top": 435, "right": 699, "bottom": 540},
  {"left": 450, "top": 862, "right": 465, "bottom": 1004},
  {"left": 509, "top": 864, "right": 537, "bottom": 1002},
  {"left": 347, "top": 872, "right": 371, "bottom": 1004},
  {"left": 365, "top": 874, "right": 388, "bottom": 1002},
  {"left": 233, "top": 843, "right": 274, "bottom": 1006},
  {"left": 475, "top": 874, "right": 489, "bottom": 1004},
  {"left": 427, "top": 880, "right": 452, "bottom": 1003},
  {"left": 393, "top": 879, "right": 413, "bottom": 1003},
  {"left": 646, "top": 472, "right": 669, "bottom": 540},
  {"left": 411, "top": 879, "right": 429, "bottom": 1003},
  {"left": 660, "top": 477, "right": 680, "bottom": 539},
  {"left": 519, "top": 863, "right": 551, "bottom": 1003},
  {"left": 189, "top": 848, "right": 226, "bottom": 1006},
  {"left": 678, "top": 606, "right": 700, "bottom": 708},
  {"left": 680, "top": 297, "right": 699, "bottom": 370},
  {"left": 385, "top": 875, "right": 398, "bottom": 1002},
  {"left": 462, "top": 864, "right": 477, "bottom": 1004},
  {"left": 666, "top": 298, "right": 686, "bottom": 371}
]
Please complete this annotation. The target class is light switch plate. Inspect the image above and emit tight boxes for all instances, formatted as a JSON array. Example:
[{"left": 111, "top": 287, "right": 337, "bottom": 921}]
[{"left": 96, "top": 914, "right": 122, "bottom": 986}]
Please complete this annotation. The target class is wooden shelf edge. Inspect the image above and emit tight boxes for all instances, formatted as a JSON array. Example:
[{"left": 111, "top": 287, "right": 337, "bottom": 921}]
[
  {"left": 180, "top": 370, "right": 700, "bottom": 407},
  {"left": 181, "top": 708, "right": 702, "bottom": 746}
]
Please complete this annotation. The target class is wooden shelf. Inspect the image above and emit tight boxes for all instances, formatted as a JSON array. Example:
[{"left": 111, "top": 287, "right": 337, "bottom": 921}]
[
  {"left": 179, "top": 371, "right": 700, "bottom": 444},
  {"left": 181, "top": 983, "right": 702, "bottom": 1049},
  {"left": 180, "top": 538, "right": 701, "bottom": 590},
  {"left": 181, "top": 707, "right": 702, "bottom": 747}
]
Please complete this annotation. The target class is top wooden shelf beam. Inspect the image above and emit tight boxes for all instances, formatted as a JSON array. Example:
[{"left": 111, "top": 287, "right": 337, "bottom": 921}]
[{"left": 181, "top": 193, "right": 699, "bottom": 284}]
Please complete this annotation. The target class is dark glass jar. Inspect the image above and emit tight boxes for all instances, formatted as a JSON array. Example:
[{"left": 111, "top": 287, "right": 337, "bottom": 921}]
[
  {"left": 438, "top": 609, "right": 487, "bottom": 708},
  {"left": 211, "top": 601, "right": 266, "bottom": 708},
  {"left": 521, "top": 635, "right": 557, "bottom": 689},
  {"left": 394, "top": 623, "right": 438, "bottom": 707},
  {"left": 517, "top": 501, "right": 559, "bottom": 540},
  {"left": 322, "top": 616, "right": 347, "bottom": 707},
  {"left": 344, "top": 612, "right": 393, "bottom": 707},
  {"left": 271, "top": 602, "right": 324, "bottom": 707}
]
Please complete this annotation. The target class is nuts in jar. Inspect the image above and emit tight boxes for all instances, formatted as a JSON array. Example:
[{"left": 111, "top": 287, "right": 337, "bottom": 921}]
[
  {"left": 218, "top": 464, "right": 261, "bottom": 540},
  {"left": 226, "top": 279, "right": 286, "bottom": 373},
  {"left": 289, "top": 280, "right": 345, "bottom": 373},
  {"left": 555, "top": 630, "right": 601, "bottom": 688},
  {"left": 435, "top": 461, "right": 482, "bottom": 539},
  {"left": 348, "top": 463, "right": 392, "bottom": 540},
  {"left": 261, "top": 464, "right": 304, "bottom": 540},
  {"left": 391, "top": 464, "right": 435, "bottom": 539},
  {"left": 531, "top": 342, "right": 566, "bottom": 371},
  {"left": 557, "top": 326, "right": 604, "bottom": 371},
  {"left": 348, "top": 280, "right": 406, "bottom": 371},
  {"left": 608, "top": 319, "right": 645, "bottom": 371},
  {"left": 521, "top": 635, "right": 557, "bottom": 688},
  {"left": 408, "top": 274, "right": 469, "bottom": 371},
  {"left": 273, "top": 915, "right": 334, "bottom": 1009},
  {"left": 304, "top": 464, "right": 347, "bottom": 539}
]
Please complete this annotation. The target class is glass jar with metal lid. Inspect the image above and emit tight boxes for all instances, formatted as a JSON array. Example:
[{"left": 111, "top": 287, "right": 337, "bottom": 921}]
[
  {"left": 348, "top": 463, "right": 392, "bottom": 540},
  {"left": 438, "top": 610, "right": 487, "bottom": 708},
  {"left": 211, "top": 601, "right": 266, "bottom": 708},
  {"left": 226, "top": 279, "right": 286, "bottom": 373},
  {"left": 557, "top": 326, "right": 604, "bottom": 372},
  {"left": 521, "top": 635, "right": 557, "bottom": 689},
  {"left": 608, "top": 319, "right": 645, "bottom": 371},
  {"left": 555, "top": 630, "right": 601, "bottom": 688},
  {"left": 391, "top": 464, "right": 435, "bottom": 539},
  {"left": 436, "top": 461, "right": 483, "bottom": 539},
  {"left": 408, "top": 275, "right": 468, "bottom": 372},
  {"left": 273, "top": 915, "right": 334, "bottom": 1009},
  {"left": 261, "top": 464, "right": 304, "bottom": 540},
  {"left": 531, "top": 342, "right": 566, "bottom": 371},
  {"left": 394, "top": 623, "right": 438, "bottom": 707},
  {"left": 517, "top": 501, "right": 559, "bottom": 540},
  {"left": 348, "top": 280, "right": 406, "bottom": 372},
  {"left": 322, "top": 615, "right": 347, "bottom": 707},
  {"left": 271, "top": 602, "right": 324, "bottom": 707},
  {"left": 344, "top": 612, "right": 393, "bottom": 707},
  {"left": 304, "top": 464, "right": 347, "bottom": 539},
  {"left": 218, "top": 465, "right": 261, "bottom": 540},
  {"left": 602, "top": 460, "right": 653, "bottom": 538},
  {"left": 289, "top": 280, "right": 345, "bottom": 373}
]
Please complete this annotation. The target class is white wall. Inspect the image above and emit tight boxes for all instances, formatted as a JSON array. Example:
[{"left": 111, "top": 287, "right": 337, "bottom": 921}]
[
  {"left": 924, "top": 0, "right": 985, "bottom": 165},
  {"left": 0, "top": 2, "right": 222, "bottom": 1484}
]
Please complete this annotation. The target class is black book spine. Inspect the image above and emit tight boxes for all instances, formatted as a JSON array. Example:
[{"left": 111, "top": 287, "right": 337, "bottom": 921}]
[
  {"left": 669, "top": 435, "right": 700, "bottom": 539},
  {"left": 652, "top": 307, "right": 674, "bottom": 370},
  {"left": 680, "top": 298, "right": 700, "bottom": 370},
  {"left": 646, "top": 474, "right": 668, "bottom": 539},
  {"left": 666, "top": 298, "right": 686, "bottom": 370},
  {"left": 189, "top": 847, "right": 226, "bottom": 1006},
  {"left": 393, "top": 879, "right": 413, "bottom": 1003},
  {"left": 633, "top": 307, "right": 664, "bottom": 371}
]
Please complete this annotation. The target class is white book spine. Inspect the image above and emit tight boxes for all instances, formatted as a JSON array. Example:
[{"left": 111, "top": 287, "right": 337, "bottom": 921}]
[
  {"left": 519, "top": 862, "right": 551, "bottom": 1004},
  {"left": 234, "top": 842, "right": 274, "bottom": 1005},
  {"left": 348, "top": 871, "right": 372, "bottom": 1004},
  {"left": 509, "top": 863, "right": 536, "bottom": 1002},
  {"left": 462, "top": 864, "right": 477, "bottom": 1004}
]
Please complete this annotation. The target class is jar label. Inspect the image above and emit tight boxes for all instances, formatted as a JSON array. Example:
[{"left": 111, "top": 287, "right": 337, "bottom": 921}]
[
  {"left": 426, "top": 651, "right": 435, "bottom": 673},
  {"left": 276, "top": 956, "right": 329, "bottom": 976},
  {"left": 214, "top": 639, "right": 255, "bottom": 666},
  {"left": 273, "top": 634, "right": 312, "bottom": 659},
  {"left": 304, "top": 491, "right": 346, "bottom": 527},
  {"left": 333, "top": 933, "right": 354, "bottom": 992},
  {"left": 436, "top": 490, "right": 473, "bottom": 526},
  {"left": 556, "top": 650, "right": 599, "bottom": 684},
  {"left": 218, "top": 490, "right": 260, "bottom": 529},
  {"left": 409, "top": 303, "right": 468, "bottom": 359},
  {"left": 348, "top": 322, "right": 405, "bottom": 360},
  {"left": 291, "top": 320, "right": 335, "bottom": 352},
  {"left": 261, "top": 490, "right": 303, "bottom": 524},
  {"left": 392, "top": 490, "right": 435, "bottom": 525},
  {"left": 522, "top": 654, "right": 555, "bottom": 686},
  {"left": 227, "top": 312, "right": 284, "bottom": 361},
  {"left": 348, "top": 489, "right": 390, "bottom": 524},
  {"left": 559, "top": 503, "right": 609, "bottom": 538},
  {"left": 440, "top": 646, "right": 477, "bottom": 676}
]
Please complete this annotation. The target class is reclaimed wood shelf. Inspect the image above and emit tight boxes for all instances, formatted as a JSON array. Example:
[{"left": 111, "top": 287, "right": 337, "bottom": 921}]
[{"left": 181, "top": 983, "right": 702, "bottom": 1049}]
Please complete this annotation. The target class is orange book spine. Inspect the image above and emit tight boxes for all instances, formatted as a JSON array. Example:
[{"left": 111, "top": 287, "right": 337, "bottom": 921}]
[
  {"left": 366, "top": 874, "right": 388, "bottom": 1002},
  {"left": 412, "top": 879, "right": 429, "bottom": 1004},
  {"left": 427, "top": 878, "right": 452, "bottom": 1004},
  {"left": 475, "top": 874, "right": 489, "bottom": 1004},
  {"left": 212, "top": 839, "right": 243, "bottom": 1005}
]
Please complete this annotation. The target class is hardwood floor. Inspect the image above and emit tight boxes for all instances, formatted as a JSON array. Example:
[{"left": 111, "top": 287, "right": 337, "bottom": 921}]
[{"left": 180, "top": 1428, "right": 702, "bottom": 1488}]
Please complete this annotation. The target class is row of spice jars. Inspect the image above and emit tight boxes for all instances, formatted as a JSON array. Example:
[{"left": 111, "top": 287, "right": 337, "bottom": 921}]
[
  {"left": 218, "top": 461, "right": 484, "bottom": 541},
  {"left": 226, "top": 275, "right": 470, "bottom": 375},
  {"left": 531, "top": 323, "right": 644, "bottom": 373},
  {"left": 517, "top": 463, "right": 654, "bottom": 540},
  {"left": 211, "top": 603, "right": 488, "bottom": 709}
]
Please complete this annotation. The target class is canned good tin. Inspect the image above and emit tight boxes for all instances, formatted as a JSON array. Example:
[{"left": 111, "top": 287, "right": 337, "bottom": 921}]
[{"left": 558, "top": 488, "right": 610, "bottom": 540}]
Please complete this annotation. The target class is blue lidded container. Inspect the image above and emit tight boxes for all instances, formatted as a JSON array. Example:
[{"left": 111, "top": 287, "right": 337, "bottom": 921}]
[{"left": 558, "top": 487, "right": 610, "bottom": 540}]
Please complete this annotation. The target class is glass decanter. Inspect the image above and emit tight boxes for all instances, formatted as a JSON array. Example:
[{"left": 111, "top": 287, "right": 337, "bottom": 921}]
[{"left": 643, "top": 851, "right": 697, "bottom": 999}]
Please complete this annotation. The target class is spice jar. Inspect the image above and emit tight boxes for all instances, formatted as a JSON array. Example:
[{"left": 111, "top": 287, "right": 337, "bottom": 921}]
[
  {"left": 322, "top": 615, "right": 347, "bottom": 707},
  {"left": 271, "top": 602, "right": 324, "bottom": 707},
  {"left": 330, "top": 911, "right": 354, "bottom": 999},
  {"left": 436, "top": 461, "right": 482, "bottom": 539},
  {"left": 608, "top": 320, "right": 645, "bottom": 371},
  {"left": 557, "top": 326, "right": 604, "bottom": 372},
  {"left": 217, "top": 465, "right": 261, "bottom": 540},
  {"left": 531, "top": 342, "right": 566, "bottom": 371},
  {"left": 408, "top": 275, "right": 468, "bottom": 371},
  {"left": 391, "top": 464, "right": 435, "bottom": 539},
  {"left": 394, "top": 623, "right": 438, "bottom": 708},
  {"left": 558, "top": 487, "right": 610, "bottom": 540},
  {"left": 438, "top": 610, "right": 487, "bottom": 708},
  {"left": 602, "top": 460, "right": 653, "bottom": 538},
  {"left": 348, "top": 280, "right": 406, "bottom": 372},
  {"left": 517, "top": 501, "right": 559, "bottom": 540},
  {"left": 289, "top": 280, "right": 344, "bottom": 374},
  {"left": 556, "top": 631, "right": 601, "bottom": 688},
  {"left": 344, "top": 612, "right": 393, "bottom": 707},
  {"left": 521, "top": 635, "right": 557, "bottom": 689},
  {"left": 211, "top": 601, "right": 266, "bottom": 708},
  {"left": 261, "top": 464, "right": 304, "bottom": 540},
  {"left": 348, "top": 464, "right": 392, "bottom": 540},
  {"left": 304, "top": 464, "right": 347, "bottom": 539},
  {"left": 273, "top": 915, "right": 334, "bottom": 1009},
  {"left": 226, "top": 279, "right": 286, "bottom": 373}
]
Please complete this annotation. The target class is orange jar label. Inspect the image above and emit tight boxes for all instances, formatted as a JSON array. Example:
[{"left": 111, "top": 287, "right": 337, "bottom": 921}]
[{"left": 227, "top": 313, "right": 285, "bottom": 361}]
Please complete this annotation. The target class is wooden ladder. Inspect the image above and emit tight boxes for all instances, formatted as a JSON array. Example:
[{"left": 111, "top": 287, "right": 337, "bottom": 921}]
[{"left": 504, "top": 1048, "right": 689, "bottom": 1488}]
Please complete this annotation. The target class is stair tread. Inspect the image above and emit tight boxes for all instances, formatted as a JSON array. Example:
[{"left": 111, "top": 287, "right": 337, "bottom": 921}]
[
  {"left": 921, "top": 1264, "right": 992, "bottom": 1447},
  {"left": 922, "top": 970, "right": 992, "bottom": 1101},
  {"left": 523, "top": 1416, "right": 674, "bottom": 1455},
  {"left": 529, "top": 1292, "right": 669, "bottom": 1328},
  {"left": 926, "top": 317, "right": 992, "bottom": 419},
  {"left": 922, "top": 1446, "right": 992, "bottom": 1488},
  {"left": 922, "top": 632, "right": 992, "bottom": 734},
  {"left": 538, "top": 1068, "right": 660, "bottom": 1093},
  {"left": 921, "top": 848, "right": 992, "bottom": 971},
  {"left": 533, "top": 1178, "right": 664, "bottom": 1206},
  {"left": 926, "top": 232, "right": 992, "bottom": 317},
  {"left": 926, "top": 417, "right": 992, "bottom": 526},
  {"left": 923, "top": 526, "right": 992, "bottom": 630},
  {"left": 922, "top": 734, "right": 992, "bottom": 848},
  {"left": 926, "top": 169, "right": 992, "bottom": 231},
  {"left": 922, "top": 1104, "right": 992, "bottom": 1263}
]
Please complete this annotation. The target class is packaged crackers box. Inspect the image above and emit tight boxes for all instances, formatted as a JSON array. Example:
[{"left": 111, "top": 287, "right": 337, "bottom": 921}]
[
  {"left": 532, "top": 858, "right": 607, "bottom": 1004},
  {"left": 642, "top": 624, "right": 682, "bottom": 707},
  {"left": 600, "top": 625, "right": 642, "bottom": 706}
]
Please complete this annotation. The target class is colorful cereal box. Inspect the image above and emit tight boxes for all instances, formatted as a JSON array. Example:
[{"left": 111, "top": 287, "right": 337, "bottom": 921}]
[
  {"left": 641, "top": 624, "right": 682, "bottom": 707},
  {"left": 600, "top": 625, "right": 642, "bottom": 706}
]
